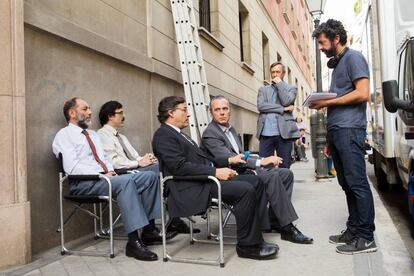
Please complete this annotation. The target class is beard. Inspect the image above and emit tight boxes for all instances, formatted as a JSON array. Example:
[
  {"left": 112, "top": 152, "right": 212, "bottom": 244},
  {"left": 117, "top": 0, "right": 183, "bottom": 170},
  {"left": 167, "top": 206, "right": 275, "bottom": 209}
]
[
  {"left": 321, "top": 42, "right": 337, "bottom": 58},
  {"left": 77, "top": 114, "right": 92, "bottom": 129}
]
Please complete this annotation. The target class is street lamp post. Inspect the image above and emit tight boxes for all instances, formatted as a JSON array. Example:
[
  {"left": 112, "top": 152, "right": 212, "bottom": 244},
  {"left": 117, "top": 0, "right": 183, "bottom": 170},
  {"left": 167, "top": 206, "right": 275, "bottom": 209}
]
[
  {"left": 306, "top": 0, "right": 329, "bottom": 179},
  {"left": 313, "top": 18, "right": 329, "bottom": 178}
]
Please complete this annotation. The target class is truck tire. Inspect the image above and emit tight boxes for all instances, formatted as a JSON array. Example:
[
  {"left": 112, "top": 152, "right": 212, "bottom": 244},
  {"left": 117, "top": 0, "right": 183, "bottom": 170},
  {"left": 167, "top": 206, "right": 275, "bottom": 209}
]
[{"left": 373, "top": 149, "right": 390, "bottom": 192}]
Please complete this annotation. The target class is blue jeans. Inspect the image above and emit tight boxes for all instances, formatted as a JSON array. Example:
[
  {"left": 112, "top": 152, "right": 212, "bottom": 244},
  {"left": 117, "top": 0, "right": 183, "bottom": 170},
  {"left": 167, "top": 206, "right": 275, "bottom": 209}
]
[
  {"left": 327, "top": 128, "right": 375, "bottom": 241},
  {"left": 259, "top": 135, "right": 293, "bottom": 169}
]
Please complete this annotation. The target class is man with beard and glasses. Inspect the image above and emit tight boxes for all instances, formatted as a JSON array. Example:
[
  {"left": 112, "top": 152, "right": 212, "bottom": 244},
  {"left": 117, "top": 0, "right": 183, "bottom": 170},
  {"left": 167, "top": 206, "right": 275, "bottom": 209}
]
[
  {"left": 52, "top": 97, "right": 177, "bottom": 262},
  {"left": 310, "top": 19, "right": 376, "bottom": 255},
  {"left": 97, "top": 100, "right": 200, "bottom": 234}
]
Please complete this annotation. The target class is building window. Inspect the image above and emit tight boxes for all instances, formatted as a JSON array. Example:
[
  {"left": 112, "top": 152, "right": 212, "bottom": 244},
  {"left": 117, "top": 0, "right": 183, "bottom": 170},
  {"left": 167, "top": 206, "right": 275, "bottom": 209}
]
[
  {"left": 262, "top": 32, "right": 270, "bottom": 81},
  {"left": 283, "top": 0, "right": 291, "bottom": 24},
  {"left": 288, "top": 67, "right": 292, "bottom": 84},
  {"left": 243, "top": 134, "right": 253, "bottom": 152},
  {"left": 199, "top": 0, "right": 211, "bottom": 31},
  {"left": 239, "top": 1, "right": 251, "bottom": 64},
  {"left": 295, "top": 78, "right": 299, "bottom": 106}
]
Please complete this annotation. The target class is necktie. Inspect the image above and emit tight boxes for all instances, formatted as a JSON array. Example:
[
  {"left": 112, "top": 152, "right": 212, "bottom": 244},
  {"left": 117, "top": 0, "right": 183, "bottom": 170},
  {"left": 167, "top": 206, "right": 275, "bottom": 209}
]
[
  {"left": 82, "top": 130, "right": 109, "bottom": 173},
  {"left": 116, "top": 132, "right": 135, "bottom": 161},
  {"left": 180, "top": 132, "right": 196, "bottom": 146},
  {"left": 224, "top": 128, "right": 240, "bottom": 153}
]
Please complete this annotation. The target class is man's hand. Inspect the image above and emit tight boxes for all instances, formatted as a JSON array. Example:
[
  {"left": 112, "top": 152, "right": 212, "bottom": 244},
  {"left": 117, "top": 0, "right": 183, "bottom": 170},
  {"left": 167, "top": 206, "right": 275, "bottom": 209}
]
[
  {"left": 309, "top": 99, "right": 328, "bottom": 110},
  {"left": 138, "top": 153, "right": 157, "bottom": 167},
  {"left": 272, "top": 76, "right": 282, "bottom": 84},
  {"left": 284, "top": 105, "right": 294, "bottom": 112},
  {"left": 105, "top": 171, "right": 117, "bottom": 176},
  {"left": 309, "top": 97, "right": 338, "bottom": 110},
  {"left": 215, "top": 168, "right": 237, "bottom": 180},
  {"left": 260, "top": 156, "right": 283, "bottom": 168},
  {"left": 228, "top": 154, "right": 247, "bottom": 165}
]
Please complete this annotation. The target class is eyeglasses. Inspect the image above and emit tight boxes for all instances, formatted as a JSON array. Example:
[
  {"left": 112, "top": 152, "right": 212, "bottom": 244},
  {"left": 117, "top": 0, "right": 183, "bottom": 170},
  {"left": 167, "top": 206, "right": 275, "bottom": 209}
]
[{"left": 174, "top": 107, "right": 188, "bottom": 113}]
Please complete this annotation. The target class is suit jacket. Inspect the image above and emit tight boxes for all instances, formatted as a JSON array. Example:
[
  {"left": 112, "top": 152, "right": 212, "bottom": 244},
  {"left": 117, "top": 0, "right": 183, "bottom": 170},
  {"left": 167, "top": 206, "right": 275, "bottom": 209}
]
[
  {"left": 256, "top": 82, "right": 299, "bottom": 140},
  {"left": 152, "top": 124, "right": 224, "bottom": 218},
  {"left": 201, "top": 121, "right": 259, "bottom": 171}
]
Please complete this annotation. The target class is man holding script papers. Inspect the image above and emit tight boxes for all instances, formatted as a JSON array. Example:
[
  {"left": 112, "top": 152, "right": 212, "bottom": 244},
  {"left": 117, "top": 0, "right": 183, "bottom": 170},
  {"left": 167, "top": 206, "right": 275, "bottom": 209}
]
[{"left": 310, "top": 19, "right": 376, "bottom": 255}]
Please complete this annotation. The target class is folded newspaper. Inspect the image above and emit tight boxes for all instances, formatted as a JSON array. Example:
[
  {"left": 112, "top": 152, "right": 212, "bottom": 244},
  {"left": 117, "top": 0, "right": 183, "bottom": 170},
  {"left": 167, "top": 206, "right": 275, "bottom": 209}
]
[{"left": 303, "top": 92, "right": 337, "bottom": 107}]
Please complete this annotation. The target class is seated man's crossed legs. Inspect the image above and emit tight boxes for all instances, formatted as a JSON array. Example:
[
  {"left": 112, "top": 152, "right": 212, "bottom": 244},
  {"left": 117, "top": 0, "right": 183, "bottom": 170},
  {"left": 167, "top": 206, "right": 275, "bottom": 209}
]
[
  {"left": 259, "top": 167, "right": 313, "bottom": 244},
  {"left": 70, "top": 171, "right": 176, "bottom": 261},
  {"left": 210, "top": 174, "right": 278, "bottom": 260},
  {"left": 139, "top": 162, "right": 201, "bottom": 234}
]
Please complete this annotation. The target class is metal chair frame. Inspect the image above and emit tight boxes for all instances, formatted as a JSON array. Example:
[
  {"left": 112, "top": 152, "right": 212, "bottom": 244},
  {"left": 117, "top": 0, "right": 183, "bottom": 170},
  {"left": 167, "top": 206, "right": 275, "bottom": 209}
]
[
  {"left": 160, "top": 174, "right": 232, "bottom": 268},
  {"left": 57, "top": 153, "right": 117, "bottom": 258}
]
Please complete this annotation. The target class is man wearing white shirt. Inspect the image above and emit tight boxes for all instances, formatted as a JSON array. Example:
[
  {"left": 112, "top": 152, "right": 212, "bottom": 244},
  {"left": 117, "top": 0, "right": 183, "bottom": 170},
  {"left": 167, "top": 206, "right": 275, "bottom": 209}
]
[
  {"left": 97, "top": 100, "right": 200, "bottom": 234},
  {"left": 97, "top": 101, "right": 158, "bottom": 173},
  {"left": 52, "top": 97, "right": 176, "bottom": 262}
]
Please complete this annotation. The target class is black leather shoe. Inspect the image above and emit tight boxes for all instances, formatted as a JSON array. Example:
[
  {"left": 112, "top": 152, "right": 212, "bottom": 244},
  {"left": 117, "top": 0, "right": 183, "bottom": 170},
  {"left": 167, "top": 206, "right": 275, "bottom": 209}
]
[
  {"left": 167, "top": 218, "right": 201, "bottom": 234},
  {"left": 141, "top": 228, "right": 178, "bottom": 245},
  {"left": 236, "top": 242, "right": 278, "bottom": 260},
  {"left": 126, "top": 239, "right": 158, "bottom": 261},
  {"left": 281, "top": 224, "right": 313, "bottom": 244}
]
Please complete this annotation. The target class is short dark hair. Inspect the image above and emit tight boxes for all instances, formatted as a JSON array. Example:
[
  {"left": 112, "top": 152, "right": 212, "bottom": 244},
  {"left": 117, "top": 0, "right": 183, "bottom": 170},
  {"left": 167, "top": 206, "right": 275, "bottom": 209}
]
[
  {"left": 270, "top": 62, "right": 285, "bottom": 72},
  {"left": 63, "top": 97, "right": 79, "bottom": 122},
  {"left": 312, "top": 19, "right": 347, "bottom": 46},
  {"left": 209, "top": 95, "right": 229, "bottom": 111},
  {"left": 99, "top": 101, "right": 123, "bottom": 126},
  {"left": 157, "top": 96, "right": 185, "bottom": 123}
]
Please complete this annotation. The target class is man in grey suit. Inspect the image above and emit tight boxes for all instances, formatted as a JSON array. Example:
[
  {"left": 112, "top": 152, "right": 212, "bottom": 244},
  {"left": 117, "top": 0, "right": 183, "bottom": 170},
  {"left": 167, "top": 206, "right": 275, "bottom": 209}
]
[
  {"left": 257, "top": 62, "right": 299, "bottom": 168},
  {"left": 201, "top": 95, "right": 313, "bottom": 244}
]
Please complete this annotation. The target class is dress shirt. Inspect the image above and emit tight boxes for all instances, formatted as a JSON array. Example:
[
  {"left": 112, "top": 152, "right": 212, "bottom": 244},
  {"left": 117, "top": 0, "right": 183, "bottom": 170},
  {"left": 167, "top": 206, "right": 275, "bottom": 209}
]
[
  {"left": 52, "top": 123, "right": 114, "bottom": 175},
  {"left": 166, "top": 123, "right": 196, "bottom": 144},
  {"left": 218, "top": 124, "right": 240, "bottom": 153},
  {"left": 218, "top": 124, "right": 262, "bottom": 168},
  {"left": 261, "top": 87, "right": 280, "bottom": 136},
  {"left": 97, "top": 124, "right": 143, "bottom": 169},
  {"left": 166, "top": 123, "right": 181, "bottom": 133}
]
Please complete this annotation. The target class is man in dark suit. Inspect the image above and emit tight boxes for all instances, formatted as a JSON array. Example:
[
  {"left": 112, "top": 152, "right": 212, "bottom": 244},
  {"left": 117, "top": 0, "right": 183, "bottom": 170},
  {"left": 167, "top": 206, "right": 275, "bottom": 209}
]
[
  {"left": 152, "top": 96, "right": 278, "bottom": 260},
  {"left": 201, "top": 95, "right": 313, "bottom": 244},
  {"left": 256, "top": 62, "right": 299, "bottom": 168}
]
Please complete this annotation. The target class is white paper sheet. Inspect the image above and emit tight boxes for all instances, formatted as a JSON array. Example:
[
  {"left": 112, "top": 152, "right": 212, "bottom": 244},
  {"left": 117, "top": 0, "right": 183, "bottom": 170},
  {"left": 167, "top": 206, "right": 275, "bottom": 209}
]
[{"left": 303, "top": 92, "right": 337, "bottom": 107}]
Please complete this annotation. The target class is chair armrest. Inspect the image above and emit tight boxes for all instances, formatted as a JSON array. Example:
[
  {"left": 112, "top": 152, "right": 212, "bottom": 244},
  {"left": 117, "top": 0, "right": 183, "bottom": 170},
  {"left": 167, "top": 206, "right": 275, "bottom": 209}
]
[
  {"left": 67, "top": 175, "right": 101, "bottom": 181},
  {"left": 114, "top": 168, "right": 129, "bottom": 175},
  {"left": 162, "top": 175, "right": 221, "bottom": 190},
  {"left": 164, "top": 175, "right": 211, "bottom": 181}
]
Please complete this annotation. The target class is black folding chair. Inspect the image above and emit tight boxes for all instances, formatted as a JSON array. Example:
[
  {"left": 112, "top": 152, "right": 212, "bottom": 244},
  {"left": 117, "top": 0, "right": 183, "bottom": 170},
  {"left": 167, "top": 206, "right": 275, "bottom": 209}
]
[{"left": 57, "top": 153, "right": 117, "bottom": 258}]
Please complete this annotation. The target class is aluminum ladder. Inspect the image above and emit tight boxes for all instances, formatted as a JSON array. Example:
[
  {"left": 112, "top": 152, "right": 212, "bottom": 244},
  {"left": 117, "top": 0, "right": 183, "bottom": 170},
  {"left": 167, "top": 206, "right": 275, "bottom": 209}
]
[{"left": 170, "top": 0, "right": 211, "bottom": 144}]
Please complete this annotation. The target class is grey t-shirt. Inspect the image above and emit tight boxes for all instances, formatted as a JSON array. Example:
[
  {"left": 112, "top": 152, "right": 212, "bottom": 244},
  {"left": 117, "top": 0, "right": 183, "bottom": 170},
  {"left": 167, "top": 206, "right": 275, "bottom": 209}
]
[{"left": 327, "top": 48, "right": 369, "bottom": 131}]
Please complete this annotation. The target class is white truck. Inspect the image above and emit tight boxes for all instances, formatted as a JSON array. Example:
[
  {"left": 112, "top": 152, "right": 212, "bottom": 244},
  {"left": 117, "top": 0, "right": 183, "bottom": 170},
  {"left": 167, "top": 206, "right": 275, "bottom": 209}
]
[
  {"left": 361, "top": 0, "right": 414, "bottom": 188},
  {"left": 361, "top": 0, "right": 414, "bottom": 224}
]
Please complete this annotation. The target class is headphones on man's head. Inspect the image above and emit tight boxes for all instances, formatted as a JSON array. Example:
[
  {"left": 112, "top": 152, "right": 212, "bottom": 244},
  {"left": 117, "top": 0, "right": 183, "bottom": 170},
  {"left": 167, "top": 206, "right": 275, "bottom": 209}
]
[{"left": 327, "top": 47, "right": 349, "bottom": 69}]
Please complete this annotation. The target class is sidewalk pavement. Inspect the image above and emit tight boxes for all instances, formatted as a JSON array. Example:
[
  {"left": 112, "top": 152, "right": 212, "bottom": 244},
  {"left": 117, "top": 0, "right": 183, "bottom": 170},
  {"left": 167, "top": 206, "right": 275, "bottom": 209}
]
[{"left": 3, "top": 157, "right": 414, "bottom": 276}]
